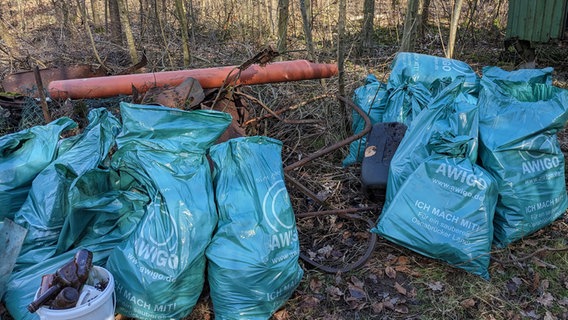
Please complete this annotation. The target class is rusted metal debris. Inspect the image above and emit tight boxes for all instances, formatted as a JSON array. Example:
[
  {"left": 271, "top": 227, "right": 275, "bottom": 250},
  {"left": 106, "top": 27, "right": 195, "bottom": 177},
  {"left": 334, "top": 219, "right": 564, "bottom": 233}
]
[
  {"left": 33, "top": 66, "right": 52, "bottom": 123},
  {"left": 134, "top": 77, "right": 205, "bottom": 110},
  {"left": 2, "top": 64, "right": 107, "bottom": 97},
  {"left": 280, "top": 94, "right": 378, "bottom": 273}
]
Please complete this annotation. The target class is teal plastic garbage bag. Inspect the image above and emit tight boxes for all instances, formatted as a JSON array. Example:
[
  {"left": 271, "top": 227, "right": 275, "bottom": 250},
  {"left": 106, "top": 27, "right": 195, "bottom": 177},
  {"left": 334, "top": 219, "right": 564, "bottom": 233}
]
[
  {"left": 207, "top": 136, "right": 303, "bottom": 320},
  {"left": 0, "top": 117, "right": 76, "bottom": 219},
  {"left": 105, "top": 103, "right": 231, "bottom": 319},
  {"left": 381, "top": 80, "right": 431, "bottom": 126},
  {"left": 387, "top": 52, "right": 479, "bottom": 93},
  {"left": 478, "top": 66, "right": 568, "bottom": 247},
  {"left": 55, "top": 168, "right": 148, "bottom": 255},
  {"left": 342, "top": 75, "right": 388, "bottom": 166},
  {"left": 384, "top": 79, "right": 478, "bottom": 210},
  {"left": 481, "top": 66, "right": 553, "bottom": 86},
  {"left": 373, "top": 133, "right": 498, "bottom": 279},
  {"left": 4, "top": 169, "right": 146, "bottom": 320},
  {"left": 0, "top": 218, "right": 26, "bottom": 300},
  {"left": 13, "top": 108, "right": 120, "bottom": 269}
]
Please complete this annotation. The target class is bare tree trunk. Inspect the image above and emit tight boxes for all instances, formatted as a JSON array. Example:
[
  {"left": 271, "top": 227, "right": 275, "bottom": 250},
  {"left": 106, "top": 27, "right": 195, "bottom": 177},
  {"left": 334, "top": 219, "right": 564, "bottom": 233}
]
[
  {"left": 138, "top": 0, "right": 146, "bottom": 42},
  {"left": 187, "top": 0, "right": 197, "bottom": 43},
  {"left": 90, "top": 0, "right": 99, "bottom": 26},
  {"left": 151, "top": 0, "right": 174, "bottom": 67},
  {"left": 267, "top": 0, "right": 274, "bottom": 36},
  {"left": 299, "top": 0, "right": 315, "bottom": 60},
  {"left": 117, "top": 0, "right": 138, "bottom": 63},
  {"left": 276, "top": 0, "right": 289, "bottom": 55},
  {"left": 108, "top": 0, "right": 123, "bottom": 44},
  {"left": 175, "top": 0, "right": 191, "bottom": 66},
  {"left": 77, "top": 0, "right": 109, "bottom": 71},
  {"left": 399, "top": 0, "right": 424, "bottom": 52},
  {"left": 51, "top": 0, "right": 73, "bottom": 39},
  {"left": 463, "top": 0, "right": 479, "bottom": 40},
  {"left": 446, "top": 0, "right": 463, "bottom": 58},
  {"left": 359, "top": 0, "right": 375, "bottom": 53},
  {"left": 337, "top": 0, "right": 348, "bottom": 131},
  {"left": 419, "top": 0, "right": 431, "bottom": 35},
  {"left": 105, "top": 0, "right": 108, "bottom": 34}
]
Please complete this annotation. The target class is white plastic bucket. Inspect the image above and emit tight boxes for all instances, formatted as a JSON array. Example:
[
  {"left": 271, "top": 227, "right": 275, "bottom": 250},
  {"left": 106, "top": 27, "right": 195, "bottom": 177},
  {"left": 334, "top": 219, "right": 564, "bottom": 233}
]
[{"left": 35, "top": 266, "right": 116, "bottom": 320}]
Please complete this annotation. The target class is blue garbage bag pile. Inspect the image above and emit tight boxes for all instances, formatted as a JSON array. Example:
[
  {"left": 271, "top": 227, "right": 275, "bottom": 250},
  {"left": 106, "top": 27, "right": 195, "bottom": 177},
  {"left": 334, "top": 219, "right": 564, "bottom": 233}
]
[
  {"left": 346, "top": 53, "right": 568, "bottom": 279},
  {"left": 1, "top": 102, "right": 303, "bottom": 320}
]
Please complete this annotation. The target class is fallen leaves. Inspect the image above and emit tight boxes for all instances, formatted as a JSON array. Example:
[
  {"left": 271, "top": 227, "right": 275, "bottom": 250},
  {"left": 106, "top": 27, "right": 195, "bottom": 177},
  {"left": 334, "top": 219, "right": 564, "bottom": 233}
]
[
  {"left": 394, "top": 282, "right": 406, "bottom": 295},
  {"left": 310, "top": 277, "right": 323, "bottom": 293},
  {"left": 460, "top": 298, "right": 476, "bottom": 308},
  {"left": 300, "top": 252, "right": 423, "bottom": 316},
  {"left": 385, "top": 265, "right": 396, "bottom": 279},
  {"left": 325, "top": 286, "right": 344, "bottom": 301},
  {"left": 536, "top": 292, "right": 554, "bottom": 307},
  {"left": 427, "top": 281, "right": 444, "bottom": 292},
  {"left": 272, "top": 309, "right": 290, "bottom": 320},
  {"left": 506, "top": 277, "right": 524, "bottom": 295}
]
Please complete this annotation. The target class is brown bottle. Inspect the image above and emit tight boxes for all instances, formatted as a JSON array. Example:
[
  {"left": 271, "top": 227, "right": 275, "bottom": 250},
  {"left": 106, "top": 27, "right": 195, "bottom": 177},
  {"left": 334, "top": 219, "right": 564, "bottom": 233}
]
[{"left": 39, "top": 274, "right": 55, "bottom": 296}]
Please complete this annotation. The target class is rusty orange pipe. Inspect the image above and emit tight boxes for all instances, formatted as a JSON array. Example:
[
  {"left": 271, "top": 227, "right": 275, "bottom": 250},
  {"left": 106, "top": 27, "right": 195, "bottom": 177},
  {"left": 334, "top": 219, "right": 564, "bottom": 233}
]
[{"left": 48, "top": 60, "right": 338, "bottom": 100}]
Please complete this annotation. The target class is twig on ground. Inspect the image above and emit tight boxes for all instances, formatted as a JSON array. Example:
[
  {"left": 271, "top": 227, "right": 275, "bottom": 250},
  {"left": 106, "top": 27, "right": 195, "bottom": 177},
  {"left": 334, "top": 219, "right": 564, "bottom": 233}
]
[{"left": 491, "top": 246, "right": 568, "bottom": 266}]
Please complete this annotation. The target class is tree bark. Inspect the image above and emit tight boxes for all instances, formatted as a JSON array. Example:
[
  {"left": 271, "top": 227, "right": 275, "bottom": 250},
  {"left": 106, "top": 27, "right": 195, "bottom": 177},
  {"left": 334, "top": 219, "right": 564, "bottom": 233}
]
[
  {"left": 299, "top": 0, "right": 315, "bottom": 60},
  {"left": 175, "top": 0, "right": 191, "bottom": 66},
  {"left": 108, "top": 0, "right": 123, "bottom": 44},
  {"left": 399, "top": 0, "right": 424, "bottom": 52},
  {"left": 337, "top": 0, "right": 348, "bottom": 131},
  {"left": 117, "top": 0, "right": 138, "bottom": 63},
  {"left": 446, "top": 0, "right": 463, "bottom": 58},
  {"left": 359, "top": 0, "right": 375, "bottom": 53},
  {"left": 90, "top": 0, "right": 99, "bottom": 26},
  {"left": 77, "top": 0, "right": 109, "bottom": 71},
  {"left": 419, "top": 0, "right": 431, "bottom": 36},
  {"left": 276, "top": 0, "right": 289, "bottom": 54}
]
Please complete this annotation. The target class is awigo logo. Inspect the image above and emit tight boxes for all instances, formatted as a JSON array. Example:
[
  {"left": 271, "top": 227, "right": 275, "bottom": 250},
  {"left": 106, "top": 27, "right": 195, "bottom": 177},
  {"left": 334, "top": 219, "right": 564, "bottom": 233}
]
[
  {"left": 441, "top": 59, "right": 473, "bottom": 75},
  {"left": 263, "top": 180, "right": 298, "bottom": 251},
  {"left": 263, "top": 180, "right": 295, "bottom": 233},
  {"left": 135, "top": 196, "right": 181, "bottom": 269},
  {"left": 518, "top": 135, "right": 562, "bottom": 174}
]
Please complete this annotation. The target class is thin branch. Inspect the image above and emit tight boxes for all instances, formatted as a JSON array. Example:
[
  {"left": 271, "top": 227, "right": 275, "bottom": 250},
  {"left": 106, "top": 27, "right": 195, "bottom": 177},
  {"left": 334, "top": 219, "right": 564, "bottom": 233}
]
[{"left": 491, "top": 246, "right": 568, "bottom": 266}]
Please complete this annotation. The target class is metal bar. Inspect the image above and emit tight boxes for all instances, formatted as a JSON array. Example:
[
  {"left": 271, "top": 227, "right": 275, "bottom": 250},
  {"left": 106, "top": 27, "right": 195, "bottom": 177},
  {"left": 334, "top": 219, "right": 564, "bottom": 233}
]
[{"left": 284, "top": 94, "right": 373, "bottom": 172}]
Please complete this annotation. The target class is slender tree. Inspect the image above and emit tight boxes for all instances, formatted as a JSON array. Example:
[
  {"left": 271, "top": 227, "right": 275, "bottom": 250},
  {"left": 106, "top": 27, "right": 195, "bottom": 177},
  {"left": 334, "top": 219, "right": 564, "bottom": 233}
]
[
  {"left": 117, "top": 0, "right": 138, "bottom": 63},
  {"left": 276, "top": 0, "right": 289, "bottom": 54},
  {"left": 77, "top": 0, "right": 109, "bottom": 71},
  {"left": 299, "top": 0, "right": 315, "bottom": 60},
  {"left": 337, "top": 0, "right": 348, "bottom": 131},
  {"left": 150, "top": 0, "right": 174, "bottom": 67},
  {"left": 419, "top": 0, "right": 431, "bottom": 36},
  {"left": 359, "top": 0, "right": 375, "bottom": 53},
  {"left": 175, "top": 0, "right": 191, "bottom": 66},
  {"left": 90, "top": 0, "right": 99, "bottom": 26},
  {"left": 447, "top": 0, "right": 463, "bottom": 58},
  {"left": 400, "top": 0, "right": 424, "bottom": 52},
  {"left": 108, "top": 0, "right": 123, "bottom": 44}
]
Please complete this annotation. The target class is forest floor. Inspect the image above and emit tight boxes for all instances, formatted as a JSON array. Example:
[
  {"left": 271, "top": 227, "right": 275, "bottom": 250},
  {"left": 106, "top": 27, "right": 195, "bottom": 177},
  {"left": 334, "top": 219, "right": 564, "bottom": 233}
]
[{"left": 2, "top": 18, "right": 568, "bottom": 320}]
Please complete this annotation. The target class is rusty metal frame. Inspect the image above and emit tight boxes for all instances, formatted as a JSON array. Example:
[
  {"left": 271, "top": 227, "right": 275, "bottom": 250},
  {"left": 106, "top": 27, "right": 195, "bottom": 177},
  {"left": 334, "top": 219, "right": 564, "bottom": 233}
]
[
  {"left": 283, "top": 94, "right": 373, "bottom": 172},
  {"left": 282, "top": 94, "right": 379, "bottom": 273}
]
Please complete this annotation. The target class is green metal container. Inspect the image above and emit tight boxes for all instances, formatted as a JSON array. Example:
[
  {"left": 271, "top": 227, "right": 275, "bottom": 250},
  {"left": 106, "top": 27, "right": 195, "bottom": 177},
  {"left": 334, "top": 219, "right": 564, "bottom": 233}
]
[{"left": 506, "top": 0, "right": 568, "bottom": 43}]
